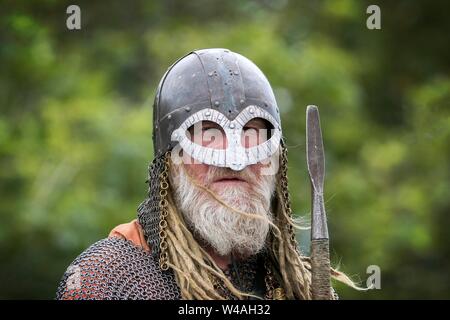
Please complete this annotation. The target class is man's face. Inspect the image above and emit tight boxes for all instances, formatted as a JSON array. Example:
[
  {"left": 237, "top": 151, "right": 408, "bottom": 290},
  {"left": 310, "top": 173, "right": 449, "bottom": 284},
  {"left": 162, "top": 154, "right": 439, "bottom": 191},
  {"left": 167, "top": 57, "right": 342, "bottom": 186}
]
[
  {"left": 170, "top": 118, "right": 278, "bottom": 257},
  {"left": 183, "top": 117, "right": 272, "bottom": 194}
]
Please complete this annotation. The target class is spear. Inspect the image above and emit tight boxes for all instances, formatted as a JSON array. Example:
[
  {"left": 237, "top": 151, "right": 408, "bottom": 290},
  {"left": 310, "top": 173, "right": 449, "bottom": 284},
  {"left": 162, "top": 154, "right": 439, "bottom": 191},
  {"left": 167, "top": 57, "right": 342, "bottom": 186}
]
[{"left": 306, "top": 105, "right": 332, "bottom": 300}]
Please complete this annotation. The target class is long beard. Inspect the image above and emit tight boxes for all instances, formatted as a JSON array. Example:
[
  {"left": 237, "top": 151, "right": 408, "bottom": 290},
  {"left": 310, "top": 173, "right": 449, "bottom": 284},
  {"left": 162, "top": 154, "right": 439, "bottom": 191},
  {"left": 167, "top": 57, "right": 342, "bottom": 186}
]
[{"left": 170, "top": 164, "right": 276, "bottom": 257}]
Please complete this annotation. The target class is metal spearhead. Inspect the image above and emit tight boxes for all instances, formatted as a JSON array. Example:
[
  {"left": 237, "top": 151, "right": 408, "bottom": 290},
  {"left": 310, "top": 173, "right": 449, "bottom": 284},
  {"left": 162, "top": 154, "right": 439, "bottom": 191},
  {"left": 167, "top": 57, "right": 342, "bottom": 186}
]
[{"left": 306, "top": 105, "right": 331, "bottom": 300}]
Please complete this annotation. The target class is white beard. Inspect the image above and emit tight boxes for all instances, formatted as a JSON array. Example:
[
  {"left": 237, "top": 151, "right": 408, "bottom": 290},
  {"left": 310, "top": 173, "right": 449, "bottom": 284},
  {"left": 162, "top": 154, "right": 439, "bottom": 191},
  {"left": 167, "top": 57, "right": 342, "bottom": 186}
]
[{"left": 170, "top": 163, "right": 276, "bottom": 257}]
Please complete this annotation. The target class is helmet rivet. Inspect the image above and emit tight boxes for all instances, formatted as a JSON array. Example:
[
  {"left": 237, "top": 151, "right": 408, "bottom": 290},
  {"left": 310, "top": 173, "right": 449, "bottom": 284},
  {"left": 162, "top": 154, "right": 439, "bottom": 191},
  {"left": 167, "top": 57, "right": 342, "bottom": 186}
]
[
  {"left": 229, "top": 123, "right": 235, "bottom": 129},
  {"left": 208, "top": 72, "right": 213, "bottom": 77},
  {"left": 249, "top": 106, "right": 255, "bottom": 114},
  {"left": 204, "top": 111, "right": 211, "bottom": 117},
  {"left": 234, "top": 71, "right": 239, "bottom": 75},
  {"left": 214, "top": 101, "right": 220, "bottom": 107},
  {"left": 167, "top": 114, "right": 172, "bottom": 119},
  {"left": 240, "top": 99, "right": 245, "bottom": 104},
  {"left": 185, "top": 107, "right": 191, "bottom": 112}
]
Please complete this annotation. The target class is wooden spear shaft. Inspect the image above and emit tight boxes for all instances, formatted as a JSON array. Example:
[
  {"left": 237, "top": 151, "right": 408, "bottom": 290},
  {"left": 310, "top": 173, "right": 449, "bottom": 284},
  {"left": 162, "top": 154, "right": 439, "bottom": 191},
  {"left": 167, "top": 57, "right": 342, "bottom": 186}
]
[{"left": 306, "top": 105, "right": 332, "bottom": 300}]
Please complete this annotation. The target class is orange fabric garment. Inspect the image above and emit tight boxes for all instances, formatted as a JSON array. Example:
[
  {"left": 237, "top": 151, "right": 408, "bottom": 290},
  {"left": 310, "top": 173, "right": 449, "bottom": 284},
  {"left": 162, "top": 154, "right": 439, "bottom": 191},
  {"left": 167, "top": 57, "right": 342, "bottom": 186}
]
[{"left": 108, "top": 219, "right": 151, "bottom": 253}]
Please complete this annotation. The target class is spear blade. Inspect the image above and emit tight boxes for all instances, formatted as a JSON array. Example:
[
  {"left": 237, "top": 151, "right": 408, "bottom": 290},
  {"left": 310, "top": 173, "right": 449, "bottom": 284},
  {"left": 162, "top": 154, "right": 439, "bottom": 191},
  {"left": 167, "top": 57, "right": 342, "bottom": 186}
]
[{"left": 306, "top": 105, "right": 331, "bottom": 299}]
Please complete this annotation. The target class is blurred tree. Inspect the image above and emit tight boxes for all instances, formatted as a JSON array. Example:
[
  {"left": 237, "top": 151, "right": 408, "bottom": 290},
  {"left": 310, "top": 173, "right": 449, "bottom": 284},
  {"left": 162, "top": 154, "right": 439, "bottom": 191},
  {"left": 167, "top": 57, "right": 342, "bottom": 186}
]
[{"left": 0, "top": 0, "right": 448, "bottom": 298}]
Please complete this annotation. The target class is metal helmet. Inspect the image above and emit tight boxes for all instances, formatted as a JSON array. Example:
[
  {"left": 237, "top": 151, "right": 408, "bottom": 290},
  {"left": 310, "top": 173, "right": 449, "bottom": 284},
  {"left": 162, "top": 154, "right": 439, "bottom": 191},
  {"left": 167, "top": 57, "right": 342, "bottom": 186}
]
[{"left": 152, "top": 48, "right": 282, "bottom": 171}]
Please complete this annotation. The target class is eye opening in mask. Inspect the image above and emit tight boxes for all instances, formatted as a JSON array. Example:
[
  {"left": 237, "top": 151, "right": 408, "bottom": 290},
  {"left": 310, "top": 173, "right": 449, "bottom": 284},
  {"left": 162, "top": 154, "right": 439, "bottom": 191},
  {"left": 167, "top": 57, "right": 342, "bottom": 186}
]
[
  {"left": 186, "top": 121, "right": 227, "bottom": 150},
  {"left": 241, "top": 117, "right": 274, "bottom": 148}
]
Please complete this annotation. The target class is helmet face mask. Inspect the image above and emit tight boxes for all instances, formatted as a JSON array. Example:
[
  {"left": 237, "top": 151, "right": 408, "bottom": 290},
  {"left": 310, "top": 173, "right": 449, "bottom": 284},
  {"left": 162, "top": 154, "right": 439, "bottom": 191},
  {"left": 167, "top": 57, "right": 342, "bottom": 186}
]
[
  {"left": 153, "top": 48, "right": 282, "bottom": 171},
  {"left": 170, "top": 105, "right": 281, "bottom": 171}
]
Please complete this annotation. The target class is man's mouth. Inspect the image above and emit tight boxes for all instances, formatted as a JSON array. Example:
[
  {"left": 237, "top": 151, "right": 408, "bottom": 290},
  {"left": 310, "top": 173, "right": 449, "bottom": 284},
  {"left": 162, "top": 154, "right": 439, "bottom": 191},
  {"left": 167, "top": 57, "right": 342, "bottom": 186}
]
[{"left": 213, "top": 176, "right": 248, "bottom": 184}]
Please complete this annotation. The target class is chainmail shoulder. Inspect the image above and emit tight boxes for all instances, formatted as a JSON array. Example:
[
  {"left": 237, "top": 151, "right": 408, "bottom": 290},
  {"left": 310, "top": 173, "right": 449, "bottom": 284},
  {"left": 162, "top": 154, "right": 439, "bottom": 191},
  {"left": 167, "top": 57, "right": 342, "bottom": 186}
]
[{"left": 56, "top": 237, "right": 181, "bottom": 300}]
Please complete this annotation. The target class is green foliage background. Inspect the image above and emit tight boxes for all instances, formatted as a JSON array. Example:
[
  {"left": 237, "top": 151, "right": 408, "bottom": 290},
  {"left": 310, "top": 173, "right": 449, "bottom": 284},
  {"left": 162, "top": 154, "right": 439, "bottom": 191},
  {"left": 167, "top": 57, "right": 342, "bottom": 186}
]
[{"left": 0, "top": 0, "right": 449, "bottom": 299}]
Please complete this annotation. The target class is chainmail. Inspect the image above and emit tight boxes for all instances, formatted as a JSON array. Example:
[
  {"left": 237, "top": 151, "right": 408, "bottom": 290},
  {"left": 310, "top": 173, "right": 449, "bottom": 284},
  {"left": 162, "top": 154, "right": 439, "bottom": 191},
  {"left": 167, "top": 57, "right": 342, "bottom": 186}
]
[
  {"left": 56, "top": 237, "right": 181, "bottom": 300},
  {"left": 225, "top": 255, "right": 260, "bottom": 294},
  {"left": 212, "top": 252, "right": 286, "bottom": 300},
  {"left": 137, "top": 154, "right": 166, "bottom": 258}
]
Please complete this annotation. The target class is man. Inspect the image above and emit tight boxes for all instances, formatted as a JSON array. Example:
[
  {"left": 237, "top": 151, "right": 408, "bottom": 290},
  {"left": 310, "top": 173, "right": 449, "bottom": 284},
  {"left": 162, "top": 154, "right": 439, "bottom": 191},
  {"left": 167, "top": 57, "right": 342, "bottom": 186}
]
[{"left": 56, "top": 48, "right": 349, "bottom": 300}]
